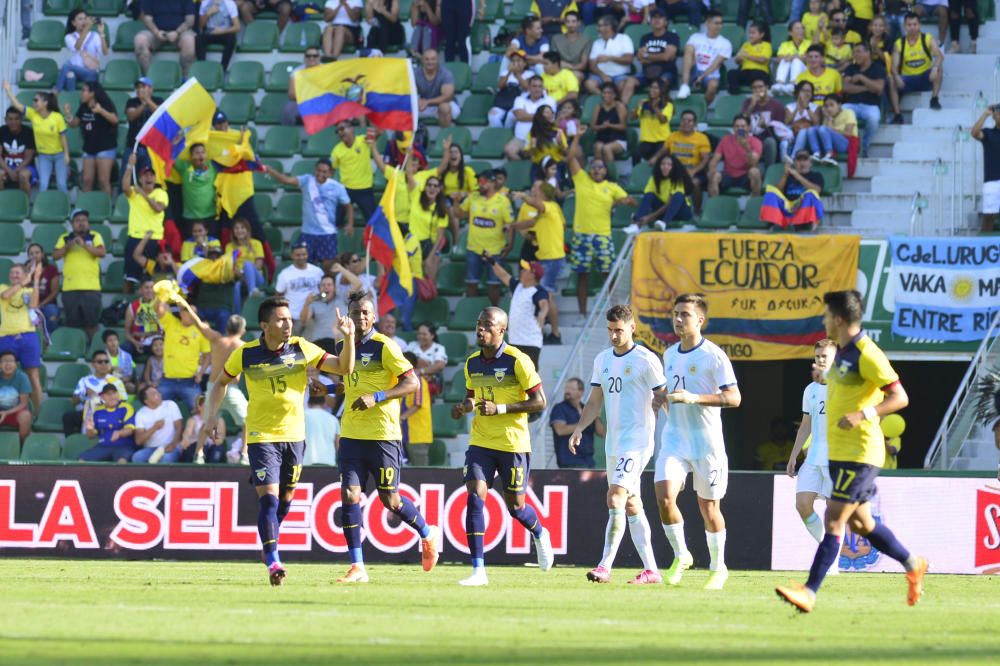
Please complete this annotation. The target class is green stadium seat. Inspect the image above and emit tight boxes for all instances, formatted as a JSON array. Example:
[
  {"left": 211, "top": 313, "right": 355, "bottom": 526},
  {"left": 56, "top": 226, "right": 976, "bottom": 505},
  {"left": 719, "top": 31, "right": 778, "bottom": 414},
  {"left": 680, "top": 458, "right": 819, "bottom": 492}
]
[
  {"left": 471, "top": 22, "right": 492, "bottom": 55},
  {"left": 0, "top": 432, "right": 19, "bottom": 461},
  {"left": 267, "top": 61, "right": 300, "bottom": 93},
  {"left": 43, "top": 327, "right": 88, "bottom": 362},
  {"left": 811, "top": 163, "right": 842, "bottom": 194},
  {"left": 20, "top": 432, "right": 62, "bottom": 458},
  {"left": 66, "top": 130, "right": 85, "bottom": 158},
  {"left": 769, "top": 24, "right": 788, "bottom": 47},
  {"left": 263, "top": 226, "right": 284, "bottom": 257},
  {"left": 338, "top": 229, "right": 366, "bottom": 257},
  {"left": 254, "top": 159, "right": 283, "bottom": 192},
  {"left": 435, "top": 262, "right": 466, "bottom": 296},
  {"left": 428, "top": 439, "right": 448, "bottom": 466},
  {"left": 33, "top": 191, "right": 71, "bottom": 223},
  {"left": 75, "top": 191, "right": 112, "bottom": 222},
  {"left": 103, "top": 260, "right": 125, "bottom": 293},
  {"left": 562, "top": 271, "right": 602, "bottom": 296},
  {"left": 456, "top": 93, "right": 491, "bottom": 127},
  {"left": 87, "top": 0, "right": 124, "bottom": 16},
  {"left": 429, "top": 127, "right": 472, "bottom": 159},
  {"left": 0, "top": 259, "right": 12, "bottom": 278},
  {"left": 625, "top": 161, "right": 652, "bottom": 194},
  {"left": 48, "top": 363, "right": 91, "bottom": 398},
  {"left": 240, "top": 20, "right": 279, "bottom": 53},
  {"left": 62, "top": 434, "right": 97, "bottom": 460},
  {"left": 443, "top": 62, "right": 472, "bottom": 93},
  {"left": 112, "top": 20, "right": 145, "bottom": 52},
  {"left": 439, "top": 331, "right": 471, "bottom": 365},
  {"left": 148, "top": 61, "right": 182, "bottom": 90},
  {"left": 444, "top": 374, "right": 468, "bottom": 403},
  {"left": 90, "top": 223, "right": 114, "bottom": 252},
  {"left": 110, "top": 194, "right": 129, "bottom": 224},
  {"left": 673, "top": 95, "right": 708, "bottom": 124},
  {"left": 471, "top": 128, "right": 513, "bottom": 159},
  {"left": 738, "top": 196, "right": 768, "bottom": 230},
  {"left": 256, "top": 93, "right": 288, "bottom": 125},
  {"left": 624, "top": 23, "right": 651, "bottom": 47},
  {"left": 225, "top": 62, "right": 265, "bottom": 92},
  {"left": 0, "top": 225, "right": 25, "bottom": 255},
  {"left": 218, "top": 93, "right": 256, "bottom": 125},
  {"left": 252, "top": 193, "right": 274, "bottom": 222},
  {"left": 482, "top": 0, "right": 504, "bottom": 21},
  {"left": 472, "top": 61, "right": 500, "bottom": 94},
  {"left": 189, "top": 60, "right": 224, "bottom": 91},
  {"left": 303, "top": 127, "right": 338, "bottom": 157},
  {"left": 698, "top": 195, "right": 740, "bottom": 229},
  {"left": 32, "top": 223, "right": 69, "bottom": 253},
  {"left": 281, "top": 22, "right": 321, "bottom": 52},
  {"left": 0, "top": 190, "right": 29, "bottom": 223},
  {"left": 711, "top": 94, "right": 746, "bottom": 127},
  {"left": 101, "top": 59, "right": 141, "bottom": 91},
  {"left": 271, "top": 193, "right": 302, "bottom": 226},
  {"left": 721, "top": 24, "right": 745, "bottom": 50},
  {"left": 20, "top": 58, "right": 58, "bottom": 89},
  {"left": 259, "top": 126, "right": 301, "bottom": 157},
  {"left": 411, "top": 297, "right": 450, "bottom": 323},
  {"left": 243, "top": 293, "right": 267, "bottom": 330},
  {"left": 432, "top": 403, "right": 467, "bottom": 438},
  {"left": 450, "top": 296, "right": 491, "bottom": 330},
  {"left": 32, "top": 400, "right": 71, "bottom": 434},
  {"left": 28, "top": 20, "right": 66, "bottom": 50},
  {"left": 44, "top": 0, "right": 76, "bottom": 15},
  {"left": 505, "top": 161, "right": 533, "bottom": 191}
]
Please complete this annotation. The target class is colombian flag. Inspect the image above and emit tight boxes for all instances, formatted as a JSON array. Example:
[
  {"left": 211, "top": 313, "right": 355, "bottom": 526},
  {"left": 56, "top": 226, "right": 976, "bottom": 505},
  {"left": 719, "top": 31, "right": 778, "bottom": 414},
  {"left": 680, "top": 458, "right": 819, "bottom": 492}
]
[
  {"left": 759, "top": 185, "right": 825, "bottom": 229},
  {"left": 295, "top": 58, "right": 418, "bottom": 135},
  {"left": 364, "top": 169, "right": 413, "bottom": 316},
  {"left": 134, "top": 79, "right": 215, "bottom": 184}
]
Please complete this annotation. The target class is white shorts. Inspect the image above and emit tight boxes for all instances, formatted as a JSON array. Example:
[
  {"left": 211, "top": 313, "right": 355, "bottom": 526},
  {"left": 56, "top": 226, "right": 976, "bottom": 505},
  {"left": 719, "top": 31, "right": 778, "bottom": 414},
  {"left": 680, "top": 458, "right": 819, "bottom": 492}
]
[
  {"left": 419, "top": 101, "right": 461, "bottom": 120},
  {"left": 606, "top": 449, "right": 653, "bottom": 496},
  {"left": 983, "top": 180, "right": 1000, "bottom": 214},
  {"left": 795, "top": 462, "right": 833, "bottom": 498},
  {"left": 654, "top": 450, "right": 729, "bottom": 500},
  {"left": 919, "top": 0, "right": 947, "bottom": 8}
]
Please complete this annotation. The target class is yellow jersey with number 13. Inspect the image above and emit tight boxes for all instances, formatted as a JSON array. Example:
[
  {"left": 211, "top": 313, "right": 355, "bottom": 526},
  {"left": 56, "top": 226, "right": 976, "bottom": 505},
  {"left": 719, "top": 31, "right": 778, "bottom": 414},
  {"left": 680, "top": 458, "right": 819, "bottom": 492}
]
[
  {"left": 826, "top": 332, "right": 900, "bottom": 467},
  {"left": 464, "top": 342, "right": 543, "bottom": 453},
  {"left": 224, "top": 336, "right": 329, "bottom": 444},
  {"left": 335, "top": 329, "right": 413, "bottom": 441}
]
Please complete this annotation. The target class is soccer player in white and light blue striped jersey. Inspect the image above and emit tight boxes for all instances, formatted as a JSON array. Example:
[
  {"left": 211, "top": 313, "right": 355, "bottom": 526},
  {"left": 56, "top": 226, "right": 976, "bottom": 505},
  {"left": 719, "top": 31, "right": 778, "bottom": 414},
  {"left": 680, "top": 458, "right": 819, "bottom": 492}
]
[
  {"left": 569, "top": 304, "right": 668, "bottom": 585},
  {"left": 654, "top": 294, "right": 741, "bottom": 591},
  {"left": 786, "top": 340, "right": 839, "bottom": 546}
]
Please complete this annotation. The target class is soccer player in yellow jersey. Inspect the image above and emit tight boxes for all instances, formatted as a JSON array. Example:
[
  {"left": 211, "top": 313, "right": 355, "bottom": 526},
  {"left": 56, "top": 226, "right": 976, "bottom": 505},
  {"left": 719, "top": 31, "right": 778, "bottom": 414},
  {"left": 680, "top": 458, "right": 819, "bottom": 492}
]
[
  {"left": 334, "top": 291, "right": 441, "bottom": 584},
  {"left": 202, "top": 296, "right": 356, "bottom": 586},
  {"left": 450, "top": 307, "right": 553, "bottom": 586},
  {"left": 777, "top": 290, "right": 928, "bottom": 613}
]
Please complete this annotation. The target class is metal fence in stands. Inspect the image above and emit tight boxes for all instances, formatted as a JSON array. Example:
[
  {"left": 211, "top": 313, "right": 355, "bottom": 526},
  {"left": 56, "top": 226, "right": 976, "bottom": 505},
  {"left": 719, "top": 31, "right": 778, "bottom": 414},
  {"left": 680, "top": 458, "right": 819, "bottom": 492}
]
[{"left": 1, "top": 0, "right": 20, "bottom": 86}]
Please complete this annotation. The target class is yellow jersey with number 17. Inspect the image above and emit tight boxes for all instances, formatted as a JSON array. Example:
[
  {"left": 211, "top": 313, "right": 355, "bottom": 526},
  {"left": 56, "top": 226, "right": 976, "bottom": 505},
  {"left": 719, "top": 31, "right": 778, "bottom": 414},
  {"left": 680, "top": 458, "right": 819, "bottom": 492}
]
[
  {"left": 464, "top": 342, "right": 543, "bottom": 453},
  {"left": 335, "top": 329, "right": 413, "bottom": 441},
  {"left": 826, "top": 332, "right": 900, "bottom": 467},
  {"left": 224, "top": 336, "right": 329, "bottom": 444}
]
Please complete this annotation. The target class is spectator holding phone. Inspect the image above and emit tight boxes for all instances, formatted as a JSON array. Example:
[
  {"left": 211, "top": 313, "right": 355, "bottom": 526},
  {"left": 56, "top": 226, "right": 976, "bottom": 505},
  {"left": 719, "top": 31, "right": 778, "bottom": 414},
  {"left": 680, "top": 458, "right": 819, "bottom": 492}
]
[{"left": 57, "top": 10, "right": 108, "bottom": 92}]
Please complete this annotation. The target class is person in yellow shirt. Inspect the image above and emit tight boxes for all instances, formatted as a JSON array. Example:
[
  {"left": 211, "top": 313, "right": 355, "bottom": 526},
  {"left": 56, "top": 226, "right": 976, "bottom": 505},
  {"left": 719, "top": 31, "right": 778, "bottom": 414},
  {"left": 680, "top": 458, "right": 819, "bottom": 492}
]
[
  {"left": 824, "top": 29, "right": 853, "bottom": 72},
  {"left": 772, "top": 20, "right": 810, "bottom": 95},
  {"left": 122, "top": 151, "right": 169, "bottom": 293},
  {"left": 820, "top": 9, "right": 863, "bottom": 47},
  {"left": 628, "top": 153, "right": 695, "bottom": 231},
  {"left": 331, "top": 121, "right": 376, "bottom": 223},
  {"left": 450, "top": 306, "right": 552, "bottom": 585},
  {"left": 566, "top": 131, "right": 634, "bottom": 316},
  {"left": 892, "top": 12, "right": 944, "bottom": 114},
  {"left": 153, "top": 292, "right": 212, "bottom": 411},
  {"left": 511, "top": 180, "right": 565, "bottom": 343},
  {"left": 453, "top": 169, "right": 514, "bottom": 305},
  {"left": 803, "top": 93, "right": 857, "bottom": 163},
  {"left": 525, "top": 106, "right": 569, "bottom": 167},
  {"left": 634, "top": 79, "right": 673, "bottom": 164},
  {"left": 180, "top": 220, "right": 222, "bottom": 262},
  {"left": 225, "top": 217, "right": 267, "bottom": 302},
  {"left": 845, "top": 0, "right": 874, "bottom": 37},
  {"left": 662, "top": 110, "right": 712, "bottom": 215},
  {"left": 0, "top": 263, "right": 42, "bottom": 410},
  {"left": 801, "top": 0, "right": 828, "bottom": 44},
  {"left": 727, "top": 22, "right": 773, "bottom": 95},
  {"left": 52, "top": 209, "right": 107, "bottom": 341},
  {"left": 2, "top": 83, "right": 69, "bottom": 193},
  {"left": 202, "top": 295, "right": 355, "bottom": 586},
  {"left": 795, "top": 44, "right": 842, "bottom": 104},
  {"left": 400, "top": 350, "right": 434, "bottom": 465},
  {"left": 425, "top": 134, "right": 476, "bottom": 205},
  {"left": 776, "top": 290, "right": 927, "bottom": 614},
  {"left": 541, "top": 51, "right": 579, "bottom": 104},
  {"left": 333, "top": 290, "right": 441, "bottom": 584}
]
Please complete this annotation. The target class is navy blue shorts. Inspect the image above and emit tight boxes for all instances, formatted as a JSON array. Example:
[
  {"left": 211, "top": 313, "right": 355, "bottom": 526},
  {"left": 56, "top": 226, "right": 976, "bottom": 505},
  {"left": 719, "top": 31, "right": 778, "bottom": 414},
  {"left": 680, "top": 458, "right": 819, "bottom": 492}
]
[
  {"left": 79, "top": 444, "right": 136, "bottom": 462},
  {"left": 0, "top": 332, "right": 41, "bottom": 369},
  {"left": 901, "top": 71, "right": 933, "bottom": 93},
  {"left": 247, "top": 441, "right": 305, "bottom": 488},
  {"left": 300, "top": 232, "right": 338, "bottom": 263},
  {"left": 338, "top": 437, "right": 402, "bottom": 492},
  {"left": 463, "top": 445, "right": 530, "bottom": 495},
  {"left": 828, "top": 460, "right": 880, "bottom": 504}
]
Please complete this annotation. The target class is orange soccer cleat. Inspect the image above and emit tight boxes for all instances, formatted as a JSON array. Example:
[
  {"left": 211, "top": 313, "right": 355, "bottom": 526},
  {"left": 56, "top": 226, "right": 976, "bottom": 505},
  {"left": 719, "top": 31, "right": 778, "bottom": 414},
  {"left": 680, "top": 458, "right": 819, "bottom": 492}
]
[
  {"left": 775, "top": 582, "right": 816, "bottom": 613},
  {"left": 906, "top": 557, "right": 929, "bottom": 606}
]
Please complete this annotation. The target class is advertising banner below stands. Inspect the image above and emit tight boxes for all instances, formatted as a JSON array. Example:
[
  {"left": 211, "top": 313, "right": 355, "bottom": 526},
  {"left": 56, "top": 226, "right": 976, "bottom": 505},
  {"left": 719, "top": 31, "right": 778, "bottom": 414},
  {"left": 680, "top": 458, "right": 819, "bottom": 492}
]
[
  {"left": 888, "top": 236, "right": 1000, "bottom": 342},
  {"left": 772, "top": 475, "right": 1000, "bottom": 574},
  {"left": 0, "top": 466, "right": 773, "bottom": 570},
  {"left": 631, "top": 233, "right": 859, "bottom": 360}
]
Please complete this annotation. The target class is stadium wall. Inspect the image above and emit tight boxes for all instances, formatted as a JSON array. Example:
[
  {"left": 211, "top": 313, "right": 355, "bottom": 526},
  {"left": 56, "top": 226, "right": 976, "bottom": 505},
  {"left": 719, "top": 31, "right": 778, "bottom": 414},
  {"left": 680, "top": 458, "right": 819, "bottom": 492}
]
[{"left": 1, "top": 466, "right": 996, "bottom": 573}]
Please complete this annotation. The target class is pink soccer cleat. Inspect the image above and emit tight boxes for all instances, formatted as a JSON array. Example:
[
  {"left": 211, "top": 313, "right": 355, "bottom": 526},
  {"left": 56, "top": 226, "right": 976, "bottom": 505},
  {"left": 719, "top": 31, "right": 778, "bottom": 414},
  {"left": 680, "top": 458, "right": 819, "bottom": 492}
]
[
  {"left": 586, "top": 565, "right": 611, "bottom": 583},
  {"left": 627, "top": 569, "right": 663, "bottom": 585},
  {"left": 268, "top": 562, "right": 286, "bottom": 587}
]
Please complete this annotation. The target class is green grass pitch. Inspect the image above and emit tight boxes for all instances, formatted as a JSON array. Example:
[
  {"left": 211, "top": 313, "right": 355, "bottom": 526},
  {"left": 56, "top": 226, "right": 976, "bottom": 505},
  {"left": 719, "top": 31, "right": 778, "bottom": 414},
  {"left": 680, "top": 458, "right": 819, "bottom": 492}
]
[{"left": 1, "top": 560, "right": 997, "bottom": 665}]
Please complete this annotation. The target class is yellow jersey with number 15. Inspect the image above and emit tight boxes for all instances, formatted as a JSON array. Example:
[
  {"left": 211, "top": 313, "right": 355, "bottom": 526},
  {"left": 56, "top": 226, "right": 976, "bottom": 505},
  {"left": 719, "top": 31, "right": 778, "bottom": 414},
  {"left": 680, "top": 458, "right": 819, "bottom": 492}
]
[
  {"left": 826, "top": 332, "right": 900, "bottom": 467},
  {"left": 224, "top": 336, "right": 329, "bottom": 444},
  {"left": 464, "top": 342, "right": 543, "bottom": 453},
  {"left": 335, "top": 329, "right": 414, "bottom": 441}
]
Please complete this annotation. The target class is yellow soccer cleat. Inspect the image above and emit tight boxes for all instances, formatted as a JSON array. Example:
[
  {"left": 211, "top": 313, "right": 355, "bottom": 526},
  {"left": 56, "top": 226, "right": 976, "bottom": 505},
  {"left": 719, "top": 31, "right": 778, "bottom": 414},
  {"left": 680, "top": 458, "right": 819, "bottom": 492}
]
[
  {"left": 665, "top": 551, "right": 694, "bottom": 586},
  {"left": 704, "top": 567, "right": 729, "bottom": 591}
]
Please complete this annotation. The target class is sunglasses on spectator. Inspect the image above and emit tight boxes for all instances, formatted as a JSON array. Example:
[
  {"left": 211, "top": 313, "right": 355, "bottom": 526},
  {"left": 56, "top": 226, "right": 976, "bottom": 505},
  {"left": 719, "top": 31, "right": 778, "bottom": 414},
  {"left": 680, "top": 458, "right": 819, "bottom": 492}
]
[
  {"left": 305, "top": 52, "right": 320, "bottom": 59},
  {"left": 94, "top": 359, "right": 110, "bottom": 364}
]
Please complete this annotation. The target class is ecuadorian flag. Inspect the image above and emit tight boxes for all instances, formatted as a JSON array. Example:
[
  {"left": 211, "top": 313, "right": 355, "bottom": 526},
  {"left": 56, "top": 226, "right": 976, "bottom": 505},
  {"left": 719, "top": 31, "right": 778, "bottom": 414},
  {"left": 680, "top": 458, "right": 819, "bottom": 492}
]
[
  {"left": 759, "top": 185, "right": 824, "bottom": 229},
  {"left": 364, "top": 169, "right": 413, "bottom": 316},
  {"left": 134, "top": 79, "right": 215, "bottom": 184},
  {"left": 295, "top": 59, "right": 418, "bottom": 135}
]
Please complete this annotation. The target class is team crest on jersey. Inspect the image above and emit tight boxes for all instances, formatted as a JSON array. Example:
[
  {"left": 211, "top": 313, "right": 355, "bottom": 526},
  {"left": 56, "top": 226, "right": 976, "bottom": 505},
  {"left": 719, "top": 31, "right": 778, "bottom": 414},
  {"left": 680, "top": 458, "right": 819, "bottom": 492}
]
[
  {"left": 494, "top": 368, "right": 507, "bottom": 382},
  {"left": 837, "top": 360, "right": 851, "bottom": 377},
  {"left": 624, "top": 366, "right": 632, "bottom": 376},
  {"left": 255, "top": 468, "right": 267, "bottom": 481},
  {"left": 689, "top": 365, "right": 697, "bottom": 375},
  {"left": 361, "top": 353, "right": 373, "bottom": 367},
  {"left": 280, "top": 353, "right": 297, "bottom": 368}
]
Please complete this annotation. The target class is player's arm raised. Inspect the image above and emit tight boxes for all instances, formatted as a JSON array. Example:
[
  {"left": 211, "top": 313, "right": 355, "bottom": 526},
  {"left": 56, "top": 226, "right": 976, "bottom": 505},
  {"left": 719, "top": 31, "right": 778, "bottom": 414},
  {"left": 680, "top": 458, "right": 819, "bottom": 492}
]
[
  {"left": 569, "top": 386, "right": 603, "bottom": 454},
  {"left": 787, "top": 413, "right": 811, "bottom": 477},
  {"left": 668, "top": 384, "right": 742, "bottom": 408},
  {"left": 318, "top": 308, "right": 356, "bottom": 377}
]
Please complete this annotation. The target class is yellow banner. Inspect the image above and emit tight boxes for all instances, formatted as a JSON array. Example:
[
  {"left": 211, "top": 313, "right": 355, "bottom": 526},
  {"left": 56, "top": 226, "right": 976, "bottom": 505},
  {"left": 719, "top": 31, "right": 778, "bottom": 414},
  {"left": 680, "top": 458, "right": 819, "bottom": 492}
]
[{"left": 631, "top": 233, "right": 860, "bottom": 360}]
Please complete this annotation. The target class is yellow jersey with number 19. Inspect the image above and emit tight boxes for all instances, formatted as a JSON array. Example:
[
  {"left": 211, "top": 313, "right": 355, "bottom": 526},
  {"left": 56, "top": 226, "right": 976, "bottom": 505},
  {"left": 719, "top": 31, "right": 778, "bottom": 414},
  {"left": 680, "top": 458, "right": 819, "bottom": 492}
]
[
  {"left": 826, "top": 332, "right": 900, "bottom": 467},
  {"left": 464, "top": 342, "right": 543, "bottom": 453},
  {"left": 335, "top": 329, "right": 414, "bottom": 441},
  {"left": 223, "top": 336, "right": 329, "bottom": 444}
]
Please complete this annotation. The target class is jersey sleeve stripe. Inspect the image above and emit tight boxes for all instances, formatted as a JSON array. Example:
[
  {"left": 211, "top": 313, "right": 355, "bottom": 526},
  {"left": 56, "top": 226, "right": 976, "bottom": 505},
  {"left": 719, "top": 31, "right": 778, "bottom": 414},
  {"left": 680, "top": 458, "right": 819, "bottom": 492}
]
[
  {"left": 719, "top": 382, "right": 737, "bottom": 389},
  {"left": 223, "top": 368, "right": 239, "bottom": 378},
  {"left": 590, "top": 382, "right": 601, "bottom": 387},
  {"left": 526, "top": 383, "right": 542, "bottom": 394},
  {"left": 315, "top": 352, "right": 330, "bottom": 368},
  {"left": 398, "top": 368, "right": 414, "bottom": 379},
  {"left": 881, "top": 380, "right": 901, "bottom": 391},
  {"left": 652, "top": 382, "right": 667, "bottom": 390}
]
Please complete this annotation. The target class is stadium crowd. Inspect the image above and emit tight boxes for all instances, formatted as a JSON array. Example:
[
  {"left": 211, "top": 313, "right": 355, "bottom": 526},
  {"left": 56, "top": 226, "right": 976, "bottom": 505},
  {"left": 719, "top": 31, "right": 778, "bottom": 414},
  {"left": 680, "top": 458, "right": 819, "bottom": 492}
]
[{"left": 0, "top": 0, "right": 977, "bottom": 465}]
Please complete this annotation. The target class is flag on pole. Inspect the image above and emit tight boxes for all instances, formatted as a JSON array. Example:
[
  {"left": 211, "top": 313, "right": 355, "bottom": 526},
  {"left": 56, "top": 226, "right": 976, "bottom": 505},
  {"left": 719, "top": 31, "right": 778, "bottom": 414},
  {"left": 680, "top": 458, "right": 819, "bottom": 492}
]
[
  {"left": 295, "top": 58, "right": 418, "bottom": 135},
  {"left": 363, "top": 168, "right": 413, "bottom": 316},
  {"left": 134, "top": 79, "right": 215, "bottom": 184}
]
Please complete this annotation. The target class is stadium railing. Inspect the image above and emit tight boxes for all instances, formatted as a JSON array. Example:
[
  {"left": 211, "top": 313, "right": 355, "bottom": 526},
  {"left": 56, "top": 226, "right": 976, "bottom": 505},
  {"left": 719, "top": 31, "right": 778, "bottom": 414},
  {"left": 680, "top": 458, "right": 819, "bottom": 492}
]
[{"left": 2, "top": 0, "right": 19, "bottom": 84}]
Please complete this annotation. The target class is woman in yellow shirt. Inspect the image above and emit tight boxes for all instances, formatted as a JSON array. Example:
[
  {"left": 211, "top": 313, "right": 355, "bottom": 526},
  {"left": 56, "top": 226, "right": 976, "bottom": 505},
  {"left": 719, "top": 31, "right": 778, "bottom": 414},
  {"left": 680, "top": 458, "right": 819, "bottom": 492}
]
[
  {"left": 772, "top": 20, "right": 810, "bottom": 95},
  {"left": 633, "top": 79, "right": 673, "bottom": 164},
  {"left": 803, "top": 93, "right": 857, "bottom": 164},
  {"left": 728, "top": 22, "right": 773, "bottom": 95},
  {"left": 225, "top": 217, "right": 266, "bottom": 312},
  {"left": 629, "top": 153, "right": 695, "bottom": 231},
  {"left": 121, "top": 151, "right": 169, "bottom": 294},
  {"left": 525, "top": 105, "right": 568, "bottom": 173},
  {"left": 0, "top": 263, "right": 43, "bottom": 410},
  {"left": 405, "top": 164, "right": 449, "bottom": 283},
  {"left": 434, "top": 136, "right": 476, "bottom": 204},
  {"left": 2, "top": 83, "right": 69, "bottom": 193}
]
